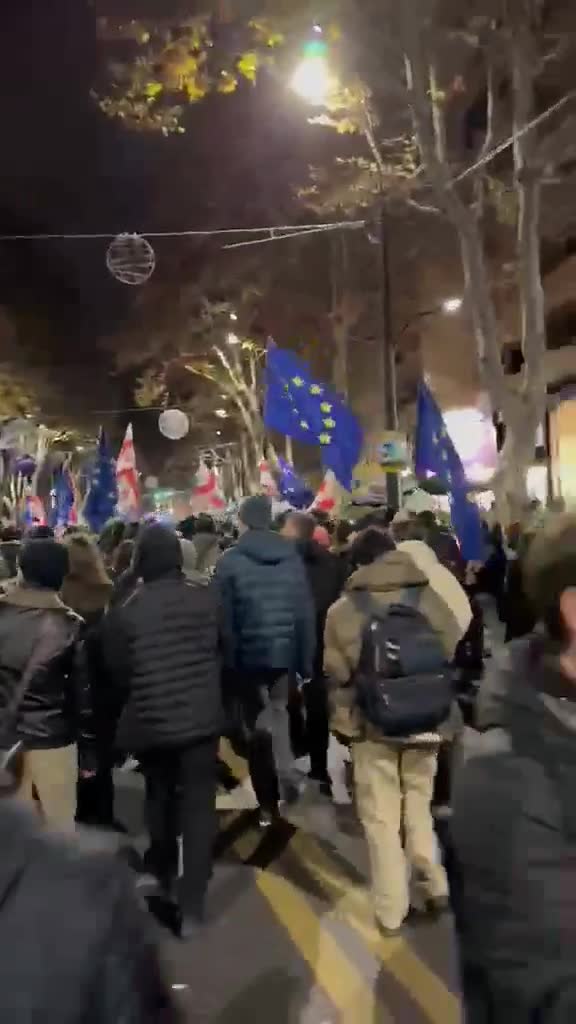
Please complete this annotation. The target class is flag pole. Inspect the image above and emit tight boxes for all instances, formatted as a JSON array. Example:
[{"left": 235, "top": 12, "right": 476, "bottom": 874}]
[{"left": 378, "top": 207, "right": 400, "bottom": 511}]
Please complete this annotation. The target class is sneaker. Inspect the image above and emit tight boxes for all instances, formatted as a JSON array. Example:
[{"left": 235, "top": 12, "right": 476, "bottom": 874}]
[{"left": 258, "top": 809, "right": 280, "bottom": 829}]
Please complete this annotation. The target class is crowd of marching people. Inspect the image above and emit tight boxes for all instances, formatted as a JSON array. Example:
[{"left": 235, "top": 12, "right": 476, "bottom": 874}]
[{"left": 0, "top": 499, "right": 575, "bottom": 1021}]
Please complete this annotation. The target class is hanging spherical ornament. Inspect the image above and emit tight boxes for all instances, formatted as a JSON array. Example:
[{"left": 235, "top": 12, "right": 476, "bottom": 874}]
[
  {"left": 158, "top": 409, "right": 189, "bottom": 441},
  {"left": 14, "top": 454, "right": 37, "bottom": 479},
  {"left": 106, "top": 233, "right": 156, "bottom": 286}
]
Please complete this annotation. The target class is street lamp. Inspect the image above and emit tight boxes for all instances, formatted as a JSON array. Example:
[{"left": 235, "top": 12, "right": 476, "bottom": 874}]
[
  {"left": 291, "top": 55, "right": 332, "bottom": 105},
  {"left": 227, "top": 332, "right": 240, "bottom": 346}
]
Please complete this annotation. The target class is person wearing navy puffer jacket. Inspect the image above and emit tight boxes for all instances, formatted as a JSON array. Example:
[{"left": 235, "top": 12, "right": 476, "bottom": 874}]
[{"left": 216, "top": 495, "right": 315, "bottom": 825}]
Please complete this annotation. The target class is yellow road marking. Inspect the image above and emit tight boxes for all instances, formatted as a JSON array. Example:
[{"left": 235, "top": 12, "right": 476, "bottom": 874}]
[
  {"left": 218, "top": 744, "right": 459, "bottom": 1023},
  {"left": 289, "top": 831, "right": 460, "bottom": 1024},
  {"left": 232, "top": 826, "right": 388, "bottom": 1023}
]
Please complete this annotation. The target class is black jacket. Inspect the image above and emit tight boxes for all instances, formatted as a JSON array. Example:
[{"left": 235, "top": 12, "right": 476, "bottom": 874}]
[
  {"left": 103, "top": 571, "right": 222, "bottom": 751},
  {"left": 452, "top": 636, "right": 576, "bottom": 1023},
  {"left": 0, "top": 585, "right": 94, "bottom": 757},
  {"left": 297, "top": 539, "right": 344, "bottom": 675},
  {"left": 0, "top": 802, "right": 177, "bottom": 1024},
  {"left": 216, "top": 530, "right": 315, "bottom": 677}
]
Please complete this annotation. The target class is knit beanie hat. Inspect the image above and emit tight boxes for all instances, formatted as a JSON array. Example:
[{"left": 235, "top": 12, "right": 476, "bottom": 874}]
[
  {"left": 134, "top": 524, "right": 183, "bottom": 582},
  {"left": 19, "top": 540, "right": 69, "bottom": 591},
  {"left": 239, "top": 495, "right": 272, "bottom": 531}
]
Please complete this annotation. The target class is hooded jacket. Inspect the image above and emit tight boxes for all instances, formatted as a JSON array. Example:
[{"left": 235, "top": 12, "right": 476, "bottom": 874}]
[
  {"left": 452, "top": 635, "right": 576, "bottom": 1024},
  {"left": 0, "top": 802, "right": 177, "bottom": 1023},
  {"left": 215, "top": 529, "right": 315, "bottom": 677},
  {"left": 0, "top": 585, "right": 94, "bottom": 755},
  {"left": 324, "top": 547, "right": 470, "bottom": 741}
]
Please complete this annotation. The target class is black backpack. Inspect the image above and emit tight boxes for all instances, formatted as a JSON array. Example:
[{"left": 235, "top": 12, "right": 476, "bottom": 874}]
[{"left": 352, "top": 588, "right": 453, "bottom": 737}]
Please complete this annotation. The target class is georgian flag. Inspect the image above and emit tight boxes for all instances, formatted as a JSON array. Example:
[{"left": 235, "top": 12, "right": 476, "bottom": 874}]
[
  {"left": 191, "top": 460, "right": 225, "bottom": 512},
  {"left": 308, "top": 470, "right": 338, "bottom": 514},
  {"left": 258, "top": 460, "right": 279, "bottom": 498},
  {"left": 116, "top": 423, "right": 140, "bottom": 519}
]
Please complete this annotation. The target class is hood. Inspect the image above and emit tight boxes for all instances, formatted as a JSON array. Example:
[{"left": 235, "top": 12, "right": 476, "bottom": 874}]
[
  {"left": 346, "top": 550, "right": 427, "bottom": 594},
  {"left": 61, "top": 577, "right": 112, "bottom": 616},
  {"left": 478, "top": 634, "right": 576, "bottom": 735},
  {"left": 237, "top": 529, "right": 296, "bottom": 566},
  {"left": 0, "top": 584, "right": 67, "bottom": 612},
  {"left": 399, "top": 540, "right": 472, "bottom": 637}
]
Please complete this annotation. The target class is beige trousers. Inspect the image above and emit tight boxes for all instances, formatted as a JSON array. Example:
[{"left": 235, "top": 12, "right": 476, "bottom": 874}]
[
  {"left": 353, "top": 739, "right": 448, "bottom": 930},
  {"left": 18, "top": 744, "right": 78, "bottom": 831}
]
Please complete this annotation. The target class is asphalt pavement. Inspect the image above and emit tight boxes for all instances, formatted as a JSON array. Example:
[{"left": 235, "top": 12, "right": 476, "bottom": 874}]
[{"left": 116, "top": 738, "right": 463, "bottom": 1024}]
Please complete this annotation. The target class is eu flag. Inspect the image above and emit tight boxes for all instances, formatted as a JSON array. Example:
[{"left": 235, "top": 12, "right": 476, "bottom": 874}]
[
  {"left": 49, "top": 464, "right": 75, "bottom": 530},
  {"left": 415, "top": 383, "right": 484, "bottom": 561},
  {"left": 264, "top": 347, "right": 363, "bottom": 490},
  {"left": 277, "top": 457, "right": 314, "bottom": 509},
  {"left": 83, "top": 429, "right": 118, "bottom": 534}
]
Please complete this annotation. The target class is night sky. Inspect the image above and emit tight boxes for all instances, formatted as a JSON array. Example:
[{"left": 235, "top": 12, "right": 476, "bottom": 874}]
[{"left": 0, "top": 0, "right": 322, "bottom": 450}]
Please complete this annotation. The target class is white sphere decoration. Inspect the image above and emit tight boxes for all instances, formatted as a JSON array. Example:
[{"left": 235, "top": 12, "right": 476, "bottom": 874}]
[
  {"left": 106, "top": 233, "right": 156, "bottom": 286},
  {"left": 158, "top": 408, "right": 189, "bottom": 441},
  {"left": 144, "top": 475, "right": 159, "bottom": 490}
]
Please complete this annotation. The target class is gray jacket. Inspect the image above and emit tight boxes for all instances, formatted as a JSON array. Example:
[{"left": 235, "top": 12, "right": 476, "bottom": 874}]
[{"left": 452, "top": 635, "right": 576, "bottom": 1023}]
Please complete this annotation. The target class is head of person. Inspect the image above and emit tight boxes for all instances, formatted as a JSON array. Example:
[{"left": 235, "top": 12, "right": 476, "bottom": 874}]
[
  {"left": 26, "top": 525, "right": 55, "bottom": 540},
  {"left": 178, "top": 515, "right": 196, "bottom": 541},
  {"left": 64, "top": 533, "right": 111, "bottom": 586},
  {"left": 281, "top": 512, "right": 315, "bottom": 543},
  {"left": 238, "top": 495, "right": 272, "bottom": 536},
  {"left": 195, "top": 514, "right": 216, "bottom": 536},
  {"left": 349, "top": 527, "right": 396, "bottom": 569},
  {"left": 18, "top": 539, "right": 69, "bottom": 592},
  {"left": 334, "top": 519, "right": 354, "bottom": 550},
  {"left": 133, "top": 524, "right": 183, "bottom": 583},
  {"left": 98, "top": 518, "right": 127, "bottom": 558},
  {"left": 524, "top": 515, "right": 576, "bottom": 656},
  {"left": 112, "top": 539, "right": 135, "bottom": 578}
]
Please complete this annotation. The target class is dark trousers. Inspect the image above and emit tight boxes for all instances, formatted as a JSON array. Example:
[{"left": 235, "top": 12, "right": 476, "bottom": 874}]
[
  {"left": 304, "top": 676, "right": 330, "bottom": 779},
  {"left": 76, "top": 743, "right": 115, "bottom": 827},
  {"left": 141, "top": 737, "right": 218, "bottom": 917},
  {"left": 240, "top": 671, "right": 299, "bottom": 813}
]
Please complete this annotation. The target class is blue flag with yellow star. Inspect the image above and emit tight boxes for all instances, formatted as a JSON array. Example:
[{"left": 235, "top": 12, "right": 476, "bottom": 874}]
[
  {"left": 264, "top": 347, "right": 363, "bottom": 490},
  {"left": 415, "top": 382, "right": 484, "bottom": 561}
]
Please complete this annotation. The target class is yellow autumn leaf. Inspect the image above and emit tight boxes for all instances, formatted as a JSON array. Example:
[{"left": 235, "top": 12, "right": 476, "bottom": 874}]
[
  {"left": 218, "top": 72, "right": 238, "bottom": 95},
  {"left": 237, "top": 51, "right": 259, "bottom": 82}
]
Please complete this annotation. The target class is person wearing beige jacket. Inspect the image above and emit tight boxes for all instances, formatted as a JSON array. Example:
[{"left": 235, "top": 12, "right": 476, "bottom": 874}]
[{"left": 324, "top": 531, "right": 471, "bottom": 935}]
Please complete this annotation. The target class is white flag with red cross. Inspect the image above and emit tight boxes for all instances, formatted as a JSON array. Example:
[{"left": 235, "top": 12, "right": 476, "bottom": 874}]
[
  {"left": 258, "top": 460, "right": 279, "bottom": 498},
  {"left": 308, "top": 470, "right": 339, "bottom": 515},
  {"left": 191, "top": 460, "right": 226, "bottom": 512},
  {"left": 116, "top": 424, "right": 141, "bottom": 520}
]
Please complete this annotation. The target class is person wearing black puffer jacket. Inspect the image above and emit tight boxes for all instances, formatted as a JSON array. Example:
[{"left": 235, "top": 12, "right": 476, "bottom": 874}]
[
  {"left": 216, "top": 496, "right": 315, "bottom": 826},
  {"left": 282, "top": 512, "right": 345, "bottom": 790},
  {"left": 102, "top": 524, "right": 222, "bottom": 938},
  {"left": 0, "top": 539, "right": 95, "bottom": 831}
]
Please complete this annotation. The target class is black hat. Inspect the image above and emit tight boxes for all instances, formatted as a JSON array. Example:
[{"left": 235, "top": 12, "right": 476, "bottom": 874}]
[
  {"left": 239, "top": 495, "right": 272, "bottom": 531},
  {"left": 134, "top": 524, "right": 183, "bottom": 582},
  {"left": 19, "top": 540, "right": 69, "bottom": 591}
]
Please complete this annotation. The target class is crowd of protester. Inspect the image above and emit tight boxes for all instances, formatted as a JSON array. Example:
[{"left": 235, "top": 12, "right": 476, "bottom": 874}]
[{"left": 0, "top": 498, "right": 573, "bottom": 1020}]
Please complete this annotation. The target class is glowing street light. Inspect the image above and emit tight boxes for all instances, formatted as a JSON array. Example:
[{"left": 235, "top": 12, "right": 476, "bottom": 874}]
[
  {"left": 291, "top": 55, "right": 332, "bottom": 106},
  {"left": 229, "top": 311, "right": 238, "bottom": 321},
  {"left": 442, "top": 297, "right": 463, "bottom": 315},
  {"left": 215, "top": 408, "right": 228, "bottom": 419},
  {"left": 227, "top": 332, "right": 240, "bottom": 345}
]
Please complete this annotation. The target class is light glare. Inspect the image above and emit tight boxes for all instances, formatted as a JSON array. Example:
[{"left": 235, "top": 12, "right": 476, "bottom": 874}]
[
  {"left": 442, "top": 297, "right": 463, "bottom": 314},
  {"left": 291, "top": 56, "right": 331, "bottom": 106}
]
